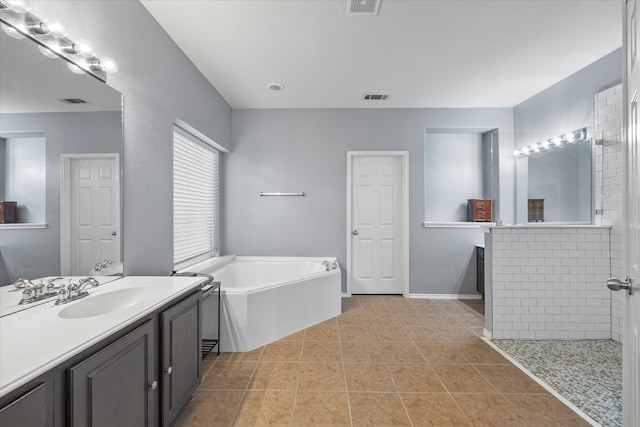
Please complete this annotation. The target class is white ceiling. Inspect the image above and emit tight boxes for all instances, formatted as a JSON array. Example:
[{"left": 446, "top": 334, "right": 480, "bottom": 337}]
[{"left": 141, "top": 0, "right": 622, "bottom": 109}]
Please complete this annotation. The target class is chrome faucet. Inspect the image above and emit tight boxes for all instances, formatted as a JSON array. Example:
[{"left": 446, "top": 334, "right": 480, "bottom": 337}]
[
  {"left": 93, "top": 259, "right": 114, "bottom": 272},
  {"left": 56, "top": 277, "right": 100, "bottom": 305},
  {"left": 322, "top": 260, "right": 338, "bottom": 271},
  {"left": 18, "top": 277, "right": 63, "bottom": 305}
]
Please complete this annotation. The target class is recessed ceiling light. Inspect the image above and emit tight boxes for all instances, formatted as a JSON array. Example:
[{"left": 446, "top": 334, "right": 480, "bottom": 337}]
[{"left": 268, "top": 82, "right": 284, "bottom": 91}]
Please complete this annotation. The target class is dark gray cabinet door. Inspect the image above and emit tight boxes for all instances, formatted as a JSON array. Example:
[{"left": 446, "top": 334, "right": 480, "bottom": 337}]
[
  {"left": 161, "top": 292, "right": 201, "bottom": 426},
  {"left": 0, "top": 380, "right": 53, "bottom": 427},
  {"left": 69, "top": 320, "right": 156, "bottom": 427}
]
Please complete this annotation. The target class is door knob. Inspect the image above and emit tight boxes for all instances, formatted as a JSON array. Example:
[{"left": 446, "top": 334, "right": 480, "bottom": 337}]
[
  {"left": 352, "top": 230, "right": 358, "bottom": 235},
  {"left": 149, "top": 380, "right": 158, "bottom": 390},
  {"left": 165, "top": 366, "right": 173, "bottom": 375},
  {"left": 606, "top": 277, "right": 635, "bottom": 295}
]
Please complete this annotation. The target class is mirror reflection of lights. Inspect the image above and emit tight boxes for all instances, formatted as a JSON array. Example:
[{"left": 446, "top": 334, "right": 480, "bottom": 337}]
[{"left": 514, "top": 128, "right": 588, "bottom": 157}]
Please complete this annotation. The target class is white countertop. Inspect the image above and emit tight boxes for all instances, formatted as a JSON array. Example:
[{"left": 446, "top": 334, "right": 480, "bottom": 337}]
[{"left": 0, "top": 276, "right": 206, "bottom": 397}]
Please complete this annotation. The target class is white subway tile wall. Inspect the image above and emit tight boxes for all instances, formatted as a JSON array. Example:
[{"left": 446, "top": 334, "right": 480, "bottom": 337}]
[
  {"left": 594, "top": 84, "right": 624, "bottom": 342},
  {"left": 491, "top": 227, "right": 611, "bottom": 340}
]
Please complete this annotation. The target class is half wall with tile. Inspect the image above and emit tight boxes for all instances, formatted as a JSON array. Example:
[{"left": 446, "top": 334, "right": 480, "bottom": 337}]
[{"left": 487, "top": 226, "right": 611, "bottom": 340}]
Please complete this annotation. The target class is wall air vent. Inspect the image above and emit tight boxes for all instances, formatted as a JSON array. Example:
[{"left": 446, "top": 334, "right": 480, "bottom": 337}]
[
  {"left": 59, "top": 98, "right": 88, "bottom": 104},
  {"left": 347, "top": 0, "right": 381, "bottom": 16},
  {"left": 363, "top": 94, "right": 389, "bottom": 100}
]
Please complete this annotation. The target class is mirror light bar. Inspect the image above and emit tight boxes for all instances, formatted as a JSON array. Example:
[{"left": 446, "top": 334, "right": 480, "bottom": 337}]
[
  {"left": 0, "top": 0, "right": 118, "bottom": 82},
  {"left": 514, "top": 127, "right": 588, "bottom": 157}
]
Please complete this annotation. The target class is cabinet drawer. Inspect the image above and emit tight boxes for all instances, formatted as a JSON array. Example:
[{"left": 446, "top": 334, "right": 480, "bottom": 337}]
[{"left": 0, "top": 380, "right": 53, "bottom": 427}]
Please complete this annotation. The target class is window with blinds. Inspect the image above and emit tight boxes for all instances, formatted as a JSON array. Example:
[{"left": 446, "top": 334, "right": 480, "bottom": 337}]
[{"left": 173, "top": 127, "right": 219, "bottom": 270}]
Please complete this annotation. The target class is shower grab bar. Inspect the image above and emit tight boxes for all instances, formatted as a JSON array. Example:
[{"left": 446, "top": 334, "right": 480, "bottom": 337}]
[{"left": 260, "top": 192, "right": 305, "bottom": 197}]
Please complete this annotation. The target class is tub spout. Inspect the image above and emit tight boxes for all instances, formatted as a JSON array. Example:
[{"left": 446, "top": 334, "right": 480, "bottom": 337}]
[{"left": 323, "top": 260, "right": 338, "bottom": 271}]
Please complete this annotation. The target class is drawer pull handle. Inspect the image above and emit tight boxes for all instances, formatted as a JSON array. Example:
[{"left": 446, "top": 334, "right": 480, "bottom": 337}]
[
  {"left": 149, "top": 380, "right": 158, "bottom": 390},
  {"left": 165, "top": 366, "right": 173, "bottom": 375}
]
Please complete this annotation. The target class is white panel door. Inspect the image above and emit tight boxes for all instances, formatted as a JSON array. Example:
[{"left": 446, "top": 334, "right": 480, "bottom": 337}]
[
  {"left": 70, "top": 158, "right": 120, "bottom": 275},
  {"left": 351, "top": 155, "right": 403, "bottom": 294},
  {"left": 624, "top": 2, "right": 640, "bottom": 426}
]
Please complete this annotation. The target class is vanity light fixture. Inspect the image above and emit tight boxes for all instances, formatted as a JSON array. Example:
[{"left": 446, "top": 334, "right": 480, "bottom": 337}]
[
  {"left": 0, "top": 0, "right": 118, "bottom": 81},
  {"left": 514, "top": 127, "right": 587, "bottom": 157}
]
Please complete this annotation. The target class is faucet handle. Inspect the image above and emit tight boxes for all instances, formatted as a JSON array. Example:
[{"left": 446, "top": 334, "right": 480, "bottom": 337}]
[{"left": 55, "top": 285, "right": 68, "bottom": 304}]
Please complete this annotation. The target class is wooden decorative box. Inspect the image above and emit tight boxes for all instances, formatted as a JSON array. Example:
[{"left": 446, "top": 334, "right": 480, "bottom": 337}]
[
  {"left": 0, "top": 201, "right": 17, "bottom": 224},
  {"left": 467, "top": 199, "right": 492, "bottom": 222},
  {"left": 528, "top": 199, "right": 544, "bottom": 222}
]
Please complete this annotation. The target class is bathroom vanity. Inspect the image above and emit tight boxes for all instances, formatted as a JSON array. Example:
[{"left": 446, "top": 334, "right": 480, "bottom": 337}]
[{"left": 0, "top": 276, "right": 206, "bottom": 427}]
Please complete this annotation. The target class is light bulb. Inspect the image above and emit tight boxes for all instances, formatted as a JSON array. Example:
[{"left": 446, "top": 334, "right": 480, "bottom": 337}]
[
  {"left": 44, "top": 18, "right": 66, "bottom": 38},
  {"left": 38, "top": 45, "right": 58, "bottom": 59},
  {"left": 530, "top": 144, "right": 539, "bottom": 153},
  {"left": 564, "top": 133, "right": 576, "bottom": 143},
  {"left": 513, "top": 150, "right": 520, "bottom": 156},
  {"left": 73, "top": 39, "right": 94, "bottom": 58},
  {"left": 67, "top": 62, "right": 86, "bottom": 74},
  {"left": 541, "top": 140, "right": 551, "bottom": 149},
  {"left": 521, "top": 147, "right": 530, "bottom": 155},
  {"left": 1, "top": 23, "right": 25, "bottom": 39},
  {"left": 100, "top": 57, "right": 118, "bottom": 73},
  {"left": 6, "top": 0, "right": 29, "bottom": 13}
]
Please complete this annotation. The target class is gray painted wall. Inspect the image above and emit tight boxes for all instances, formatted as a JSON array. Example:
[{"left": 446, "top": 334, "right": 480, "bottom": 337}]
[
  {"left": 2, "top": 136, "right": 46, "bottom": 224},
  {"left": 226, "top": 108, "right": 515, "bottom": 294},
  {"left": 0, "top": 112, "right": 120, "bottom": 283},
  {"left": 425, "top": 133, "right": 483, "bottom": 222},
  {"left": 28, "top": 0, "right": 233, "bottom": 276}
]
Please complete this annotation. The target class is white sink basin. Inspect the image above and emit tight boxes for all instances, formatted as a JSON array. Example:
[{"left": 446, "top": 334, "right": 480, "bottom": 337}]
[{"left": 57, "top": 287, "right": 158, "bottom": 319}]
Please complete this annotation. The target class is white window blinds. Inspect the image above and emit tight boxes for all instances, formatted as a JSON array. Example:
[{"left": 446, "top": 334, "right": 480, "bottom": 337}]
[{"left": 173, "top": 127, "right": 219, "bottom": 270}]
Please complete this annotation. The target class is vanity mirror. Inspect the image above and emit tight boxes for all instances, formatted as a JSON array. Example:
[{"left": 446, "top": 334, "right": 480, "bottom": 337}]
[
  {"left": 515, "top": 129, "right": 592, "bottom": 224},
  {"left": 0, "top": 24, "right": 123, "bottom": 286}
]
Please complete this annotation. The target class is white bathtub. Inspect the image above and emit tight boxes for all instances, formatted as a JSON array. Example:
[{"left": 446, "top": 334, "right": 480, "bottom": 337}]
[{"left": 184, "top": 256, "right": 341, "bottom": 352}]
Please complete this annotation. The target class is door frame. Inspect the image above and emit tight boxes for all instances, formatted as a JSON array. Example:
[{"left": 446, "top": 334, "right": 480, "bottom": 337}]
[
  {"left": 60, "top": 153, "right": 120, "bottom": 275},
  {"left": 346, "top": 151, "right": 409, "bottom": 297}
]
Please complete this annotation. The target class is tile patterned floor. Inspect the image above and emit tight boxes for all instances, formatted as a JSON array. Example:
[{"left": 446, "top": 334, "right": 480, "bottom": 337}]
[
  {"left": 176, "top": 296, "right": 591, "bottom": 427},
  {"left": 492, "top": 339, "right": 622, "bottom": 427}
]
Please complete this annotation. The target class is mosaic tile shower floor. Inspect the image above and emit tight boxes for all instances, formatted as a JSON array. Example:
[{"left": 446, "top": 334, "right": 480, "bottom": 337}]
[{"left": 492, "top": 339, "right": 622, "bottom": 427}]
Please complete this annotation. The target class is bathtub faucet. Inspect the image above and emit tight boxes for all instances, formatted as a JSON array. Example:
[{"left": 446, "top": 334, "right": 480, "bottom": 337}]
[{"left": 323, "top": 260, "right": 338, "bottom": 271}]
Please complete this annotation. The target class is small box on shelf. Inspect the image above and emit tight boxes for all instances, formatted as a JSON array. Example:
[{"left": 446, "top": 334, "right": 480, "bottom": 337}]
[
  {"left": 467, "top": 199, "right": 492, "bottom": 222},
  {"left": 528, "top": 199, "right": 544, "bottom": 222},
  {"left": 0, "top": 202, "right": 17, "bottom": 224}
]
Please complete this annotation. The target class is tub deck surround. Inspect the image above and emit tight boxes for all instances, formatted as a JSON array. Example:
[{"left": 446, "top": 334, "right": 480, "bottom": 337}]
[
  {"left": 0, "top": 276, "right": 207, "bottom": 397},
  {"left": 486, "top": 225, "right": 612, "bottom": 340},
  {"left": 186, "top": 256, "right": 342, "bottom": 352}
]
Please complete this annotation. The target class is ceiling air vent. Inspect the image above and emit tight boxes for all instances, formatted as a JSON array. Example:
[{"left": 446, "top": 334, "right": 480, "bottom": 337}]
[
  {"left": 363, "top": 94, "right": 389, "bottom": 101},
  {"left": 59, "top": 98, "right": 88, "bottom": 104},
  {"left": 347, "top": 0, "right": 381, "bottom": 16}
]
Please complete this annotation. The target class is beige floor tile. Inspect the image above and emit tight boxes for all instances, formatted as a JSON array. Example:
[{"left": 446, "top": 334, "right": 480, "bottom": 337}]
[
  {"left": 401, "top": 393, "right": 472, "bottom": 427},
  {"left": 344, "top": 362, "right": 396, "bottom": 392},
  {"left": 293, "top": 391, "right": 351, "bottom": 426},
  {"left": 452, "top": 393, "right": 526, "bottom": 427},
  {"left": 217, "top": 346, "right": 264, "bottom": 362},
  {"left": 248, "top": 361, "right": 300, "bottom": 391},
  {"left": 348, "top": 392, "right": 412, "bottom": 426},
  {"left": 337, "top": 311, "right": 369, "bottom": 325},
  {"left": 233, "top": 390, "right": 295, "bottom": 426},
  {"left": 387, "top": 363, "right": 446, "bottom": 392},
  {"left": 404, "top": 326, "right": 444, "bottom": 342},
  {"left": 301, "top": 340, "right": 343, "bottom": 362},
  {"left": 304, "top": 322, "right": 339, "bottom": 341},
  {"left": 505, "top": 393, "right": 592, "bottom": 427},
  {"left": 415, "top": 342, "right": 470, "bottom": 364},
  {"left": 460, "top": 341, "right": 510, "bottom": 364},
  {"left": 297, "top": 362, "right": 346, "bottom": 391},
  {"left": 431, "top": 364, "right": 497, "bottom": 393},
  {"left": 475, "top": 364, "right": 547, "bottom": 394},
  {"left": 341, "top": 341, "right": 386, "bottom": 363},
  {"left": 260, "top": 341, "right": 303, "bottom": 362},
  {"left": 378, "top": 342, "right": 426, "bottom": 363},
  {"left": 339, "top": 324, "right": 375, "bottom": 342},
  {"left": 174, "top": 390, "right": 244, "bottom": 427},
  {"left": 372, "top": 325, "right": 412, "bottom": 342},
  {"left": 200, "top": 361, "right": 257, "bottom": 390}
]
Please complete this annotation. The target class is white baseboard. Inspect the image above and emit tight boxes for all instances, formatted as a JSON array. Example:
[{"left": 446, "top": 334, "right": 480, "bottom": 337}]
[
  {"left": 483, "top": 328, "right": 492, "bottom": 339},
  {"left": 407, "top": 293, "right": 483, "bottom": 300}
]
